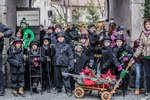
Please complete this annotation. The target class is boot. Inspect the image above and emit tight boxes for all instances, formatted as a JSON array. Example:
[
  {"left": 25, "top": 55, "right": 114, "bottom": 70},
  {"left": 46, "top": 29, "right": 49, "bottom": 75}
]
[
  {"left": 18, "top": 87, "right": 25, "bottom": 97},
  {"left": 135, "top": 89, "right": 140, "bottom": 95},
  {"left": 0, "top": 87, "right": 5, "bottom": 96},
  {"left": 12, "top": 89, "right": 18, "bottom": 97},
  {"left": 66, "top": 92, "right": 72, "bottom": 97},
  {"left": 32, "top": 88, "right": 39, "bottom": 93}
]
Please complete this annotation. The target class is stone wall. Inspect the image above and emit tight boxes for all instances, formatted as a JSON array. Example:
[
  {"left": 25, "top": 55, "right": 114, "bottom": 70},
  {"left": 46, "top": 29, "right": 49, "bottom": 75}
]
[
  {"left": 109, "top": 0, "right": 144, "bottom": 41},
  {"left": 130, "top": 0, "right": 144, "bottom": 41}
]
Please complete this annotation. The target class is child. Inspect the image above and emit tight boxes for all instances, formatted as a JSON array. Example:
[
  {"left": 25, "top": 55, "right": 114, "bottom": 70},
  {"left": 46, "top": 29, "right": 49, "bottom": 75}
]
[
  {"left": 96, "top": 35, "right": 113, "bottom": 75},
  {"left": 9, "top": 28, "right": 23, "bottom": 46},
  {"left": 52, "top": 32, "right": 74, "bottom": 97},
  {"left": 74, "top": 43, "right": 90, "bottom": 74},
  {"left": 112, "top": 35, "right": 133, "bottom": 94},
  {"left": 79, "top": 34, "right": 94, "bottom": 68},
  {"left": 28, "top": 40, "right": 45, "bottom": 93},
  {"left": 41, "top": 34, "right": 55, "bottom": 93},
  {"left": 7, "top": 37, "right": 25, "bottom": 97}
]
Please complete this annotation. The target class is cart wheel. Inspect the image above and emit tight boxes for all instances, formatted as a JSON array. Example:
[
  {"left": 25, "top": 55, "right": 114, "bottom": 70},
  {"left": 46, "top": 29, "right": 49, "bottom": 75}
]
[
  {"left": 101, "top": 91, "right": 111, "bottom": 100},
  {"left": 74, "top": 87, "right": 85, "bottom": 98},
  {"left": 85, "top": 90, "right": 92, "bottom": 95}
]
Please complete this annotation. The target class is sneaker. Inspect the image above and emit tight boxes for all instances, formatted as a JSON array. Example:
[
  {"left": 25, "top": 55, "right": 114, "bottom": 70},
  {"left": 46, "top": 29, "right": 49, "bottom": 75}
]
[
  {"left": 66, "top": 92, "right": 72, "bottom": 97},
  {"left": 135, "top": 89, "right": 140, "bottom": 95},
  {"left": 141, "top": 95, "right": 150, "bottom": 100}
]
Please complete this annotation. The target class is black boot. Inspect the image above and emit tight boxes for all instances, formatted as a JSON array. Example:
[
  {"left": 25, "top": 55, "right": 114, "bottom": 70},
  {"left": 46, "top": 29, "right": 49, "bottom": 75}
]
[
  {"left": 0, "top": 87, "right": 5, "bottom": 96},
  {"left": 32, "top": 88, "right": 39, "bottom": 93}
]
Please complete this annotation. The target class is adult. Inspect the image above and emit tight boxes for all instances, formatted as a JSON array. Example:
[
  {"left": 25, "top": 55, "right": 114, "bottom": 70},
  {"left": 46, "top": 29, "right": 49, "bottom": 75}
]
[
  {"left": 46, "top": 26, "right": 56, "bottom": 44},
  {"left": 87, "top": 23, "right": 99, "bottom": 48},
  {"left": 0, "top": 22, "right": 13, "bottom": 96},
  {"left": 131, "top": 18, "right": 150, "bottom": 100},
  {"left": 99, "top": 22, "right": 110, "bottom": 46},
  {"left": 65, "top": 22, "right": 80, "bottom": 51},
  {"left": 40, "top": 24, "right": 46, "bottom": 46}
]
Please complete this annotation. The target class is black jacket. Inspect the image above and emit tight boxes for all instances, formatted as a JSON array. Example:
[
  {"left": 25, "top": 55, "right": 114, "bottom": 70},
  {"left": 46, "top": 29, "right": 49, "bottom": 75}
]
[
  {"left": 113, "top": 44, "right": 134, "bottom": 67},
  {"left": 97, "top": 46, "right": 113, "bottom": 69},
  {"left": 28, "top": 48, "right": 45, "bottom": 66},
  {"left": 88, "top": 30, "right": 99, "bottom": 48},
  {"left": 74, "top": 52, "right": 89, "bottom": 74},
  {"left": 41, "top": 45, "right": 55, "bottom": 72},
  {"left": 65, "top": 25, "right": 79, "bottom": 45},
  {"left": 83, "top": 45, "right": 94, "bottom": 60},
  {"left": 52, "top": 42, "right": 74, "bottom": 70},
  {"left": 0, "top": 22, "right": 13, "bottom": 52},
  {"left": 7, "top": 47, "right": 24, "bottom": 73}
]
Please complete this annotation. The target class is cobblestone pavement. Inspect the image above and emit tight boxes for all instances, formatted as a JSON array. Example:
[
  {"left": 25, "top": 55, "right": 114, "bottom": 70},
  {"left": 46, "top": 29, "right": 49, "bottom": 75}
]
[{"left": 0, "top": 88, "right": 146, "bottom": 100}]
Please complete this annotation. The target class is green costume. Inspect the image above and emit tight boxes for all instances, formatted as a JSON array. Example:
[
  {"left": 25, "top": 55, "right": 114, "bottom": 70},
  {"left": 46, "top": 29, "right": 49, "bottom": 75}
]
[{"left": 20, "top": 18, "right": 35, "bottom": 49}]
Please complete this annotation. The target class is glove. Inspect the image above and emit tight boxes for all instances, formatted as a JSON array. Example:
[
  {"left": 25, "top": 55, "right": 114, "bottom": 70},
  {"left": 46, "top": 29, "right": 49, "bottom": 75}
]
[
  {"left": 123, "top": 57, "right": 129, "bottom": 61},
  {"left": 34, "top": 62, "right": 39, "bottom": 67},
  {"left": 118, "top": 64, "right": 122, "bottom": 71},
  {"left": 33, "top": 57, "right": 38, "bottom": 62}
]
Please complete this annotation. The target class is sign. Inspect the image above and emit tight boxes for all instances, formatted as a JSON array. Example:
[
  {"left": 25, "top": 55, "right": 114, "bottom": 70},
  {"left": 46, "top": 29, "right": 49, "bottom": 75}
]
[{"left": 17, "top": 9, "right": 40, "bottom": 26}]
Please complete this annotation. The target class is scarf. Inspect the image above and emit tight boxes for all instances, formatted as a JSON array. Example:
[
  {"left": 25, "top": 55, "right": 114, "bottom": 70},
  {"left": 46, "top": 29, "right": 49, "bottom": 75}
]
[{"left": 144, "top": 30, "right": 150, "bottom": 37}]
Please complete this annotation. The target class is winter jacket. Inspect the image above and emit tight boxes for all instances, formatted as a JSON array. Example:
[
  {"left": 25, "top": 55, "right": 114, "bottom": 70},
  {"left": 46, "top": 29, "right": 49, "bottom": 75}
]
[
  {"left": 52, "top": 42, "right": 74, "bottom": 70},
  {"left": 28, "top": 48, "right": 45, "bottom": 66},
  {"left": 0, "top": 22, "right": 13, "bottom": 52},
  {"left": 7, "top": 47, "right": 24, "bottom": 73},
  {"left": 74, "top": 52, "right": 90, "bottom": 74},
  {"left": 41, "top": 45, "right": 55, "bottom": 72},
  {"left": 48, "top": 32, "right": 57, "bottom": 44},
  {"left": 113, "top": 44, "right": 134, "bottom": 67},
  {"left": 83, "top": 45, "right": 94, "bottom": 60},
  {"left": 134, "top": 32, "right": 150, "bottom": 59},
  {"left": 65, "top": 25, "right": 80, "bottom": 47},
  {"left": 21, "top": 24, "right": 35, "bottom": 49},
  {"left": 88, "top": 30, "right": 99, "bottom": 48},
  {"left": 97, "top": 46, "right": 113, "bottom": 69}
]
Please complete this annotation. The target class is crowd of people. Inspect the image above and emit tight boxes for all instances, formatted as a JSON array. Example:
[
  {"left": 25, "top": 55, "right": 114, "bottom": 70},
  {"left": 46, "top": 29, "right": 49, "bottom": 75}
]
[{"left": 0, "top": 17, "right": 150, "bottom": 100}]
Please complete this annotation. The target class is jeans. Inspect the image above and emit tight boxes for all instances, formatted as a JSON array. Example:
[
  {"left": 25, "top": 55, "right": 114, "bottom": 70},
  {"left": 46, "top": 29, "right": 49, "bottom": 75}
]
[
  {"left": 143, "top": 58, "right": 150, "bottom": 93},
  {"left": 135, "top": 62, "right": 143, "bottom": 89}
]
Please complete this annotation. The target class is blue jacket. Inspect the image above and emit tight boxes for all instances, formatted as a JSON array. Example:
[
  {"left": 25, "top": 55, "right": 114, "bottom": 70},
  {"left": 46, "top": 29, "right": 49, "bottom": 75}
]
[{"left": 52, "top": 42, "right": 74, "bottom": 70}]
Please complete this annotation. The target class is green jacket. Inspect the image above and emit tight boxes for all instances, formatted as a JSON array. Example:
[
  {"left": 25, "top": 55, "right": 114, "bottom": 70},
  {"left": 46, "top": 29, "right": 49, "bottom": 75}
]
[{"left": 21, "top": 24, "right": 35, "bottom": 49}]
